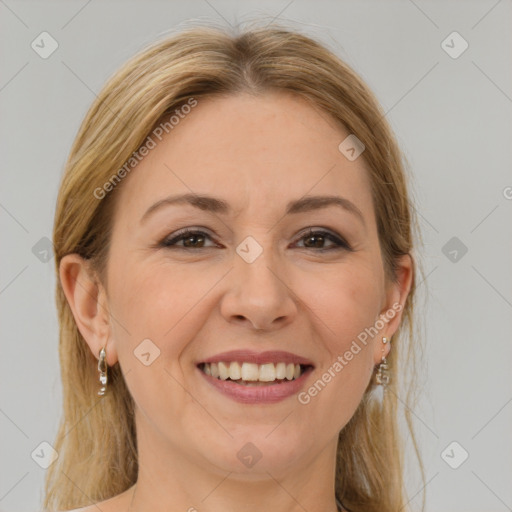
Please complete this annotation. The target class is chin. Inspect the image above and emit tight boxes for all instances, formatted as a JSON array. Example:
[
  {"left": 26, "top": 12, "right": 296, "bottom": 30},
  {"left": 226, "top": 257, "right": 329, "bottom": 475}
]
[{"left": 197, "top": 426, "right": 311, "bottom": 477}]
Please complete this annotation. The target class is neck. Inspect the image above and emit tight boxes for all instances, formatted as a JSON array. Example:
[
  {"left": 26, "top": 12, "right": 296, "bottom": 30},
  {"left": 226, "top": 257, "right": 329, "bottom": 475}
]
[
  {"left": 125, "top": 416, "right": 341, "bottom": 512},
  {"left": 128, "top": 477, "right": 341, "bottom": 512}
]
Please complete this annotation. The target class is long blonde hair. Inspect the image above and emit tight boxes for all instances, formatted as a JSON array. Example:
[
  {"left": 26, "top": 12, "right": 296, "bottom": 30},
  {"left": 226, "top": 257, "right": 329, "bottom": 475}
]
[{"left": 45, "top": 21, "right": 426, "bottom": 512}]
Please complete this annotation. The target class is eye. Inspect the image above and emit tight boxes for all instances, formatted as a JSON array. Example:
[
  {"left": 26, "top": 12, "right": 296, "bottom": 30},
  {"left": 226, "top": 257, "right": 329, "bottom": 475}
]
[
  {"left": 160, "top": 228, "right": 217, "bottom": 249},
  {"left": 293, "top": 228, "right": 352, "bottom": 252},
  {"left": 159, "top": 227, "right": 352, "bottom": 252}
]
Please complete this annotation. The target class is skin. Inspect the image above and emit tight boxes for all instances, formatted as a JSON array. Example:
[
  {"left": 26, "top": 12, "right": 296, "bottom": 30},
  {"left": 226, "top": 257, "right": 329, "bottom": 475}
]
[{"left": 60, "top": 91, "right": 413, "bottom": 512}]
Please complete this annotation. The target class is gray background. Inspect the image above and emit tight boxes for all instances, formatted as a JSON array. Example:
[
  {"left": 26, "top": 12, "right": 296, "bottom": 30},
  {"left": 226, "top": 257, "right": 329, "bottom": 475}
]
[{"left": 1, "top": 1, "right": 511, "bottom": 511}]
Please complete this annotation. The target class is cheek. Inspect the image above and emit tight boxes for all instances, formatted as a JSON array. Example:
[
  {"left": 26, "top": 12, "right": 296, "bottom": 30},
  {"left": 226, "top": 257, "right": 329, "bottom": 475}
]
[
  {"left": 109, "top": 259, "right": 218, "bottom": 361},
  {"left": 111, "top": 257, "right": 183, "bottom": 325},
  {"left": 107, "top": 262, "right": 201, "bottom": 429},
  {"left": 296, "top": 267, "right": 382, "bottom": 428},
  {"left": 301, "top": 259, "right": 383, "bottom": 407},
  {"left": 311, "top": 261, "right": 383, "bottom": 349}
]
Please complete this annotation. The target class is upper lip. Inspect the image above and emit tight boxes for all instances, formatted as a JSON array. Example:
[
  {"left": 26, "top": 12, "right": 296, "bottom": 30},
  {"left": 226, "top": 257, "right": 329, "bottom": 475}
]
[{"left": 199, "top": 350, "right": 314, "bottom": 367}]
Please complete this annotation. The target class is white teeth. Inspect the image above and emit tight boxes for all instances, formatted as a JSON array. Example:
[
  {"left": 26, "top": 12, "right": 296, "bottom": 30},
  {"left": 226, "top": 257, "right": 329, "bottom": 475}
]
[
  {"left": 229, "top": 361, "right": 241, "bottom": 380},
  {"left": 218, "top": 361, "right": 229, "bottom": 380},
  {"left": 275, "top": 362, "right": 286, "bottom": 379},
  {"left": 259, "top": 363, "right": 276, "bottom": 382},
  {"left": 201, "top": 361, "right": 305, "bottom": 383},
  {"left": 241, "top": 362, "right": 259, "bottom": 381}
]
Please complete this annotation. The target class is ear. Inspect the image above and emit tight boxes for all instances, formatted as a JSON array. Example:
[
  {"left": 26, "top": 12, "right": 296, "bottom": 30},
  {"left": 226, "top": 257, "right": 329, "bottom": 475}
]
[
  {"left": 373, "top": 253, "right": 414, "bottom": 364},
  {"left": 59, "top": 254, "right": 118, "bottom": 366}
]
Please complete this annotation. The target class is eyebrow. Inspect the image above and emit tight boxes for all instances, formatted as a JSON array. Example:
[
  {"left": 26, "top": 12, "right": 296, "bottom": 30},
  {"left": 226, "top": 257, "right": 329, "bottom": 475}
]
[{"left": 140, "top": 193, "right": 366, "bottom": 226}]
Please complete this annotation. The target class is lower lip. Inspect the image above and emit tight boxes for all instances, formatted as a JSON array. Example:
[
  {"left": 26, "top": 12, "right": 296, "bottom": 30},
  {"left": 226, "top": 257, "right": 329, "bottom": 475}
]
[{"left": 198, "top": 366, "right": 314, "bottom": 404}]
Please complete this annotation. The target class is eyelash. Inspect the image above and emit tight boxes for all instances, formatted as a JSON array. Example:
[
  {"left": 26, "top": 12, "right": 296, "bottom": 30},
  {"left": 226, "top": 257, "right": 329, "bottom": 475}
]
[{"left": 159, "top": 227, "right": 352, "bottom": 252}]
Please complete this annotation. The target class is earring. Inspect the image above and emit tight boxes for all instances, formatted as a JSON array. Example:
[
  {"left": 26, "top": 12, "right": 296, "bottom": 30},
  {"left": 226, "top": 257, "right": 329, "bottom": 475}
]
[
  {"left": 375, "top": 337, "right": 390, "bottom": 388},
  {"left": 97, "top": 346, "right": 108, "bottom": 396}
]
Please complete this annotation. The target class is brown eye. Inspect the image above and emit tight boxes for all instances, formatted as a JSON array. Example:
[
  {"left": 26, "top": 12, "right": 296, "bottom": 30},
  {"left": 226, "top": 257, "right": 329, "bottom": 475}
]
[
  {"left": 295, "top": 229, "right": 352, "bottom": 252},
  {"left": 161, "top": 229, "right": 216, "bottom": 249},
  {"left": 160, "top": 227, "right": 352, "bottom": 252}
]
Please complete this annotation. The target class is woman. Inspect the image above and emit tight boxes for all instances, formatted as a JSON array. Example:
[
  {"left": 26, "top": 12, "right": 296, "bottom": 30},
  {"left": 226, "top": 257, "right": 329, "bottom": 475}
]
[{"left": 45, "top": 22, "right": 425, "bottom": 512}]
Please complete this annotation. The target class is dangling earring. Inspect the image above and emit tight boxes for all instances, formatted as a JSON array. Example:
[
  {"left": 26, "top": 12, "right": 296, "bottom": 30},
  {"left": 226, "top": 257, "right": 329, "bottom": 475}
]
[
  {"left": 375, "top": 336, "right": 390, "bottom": 388},
  {"left": 97, "top": 346, "right": 108, "bottom": 396}
]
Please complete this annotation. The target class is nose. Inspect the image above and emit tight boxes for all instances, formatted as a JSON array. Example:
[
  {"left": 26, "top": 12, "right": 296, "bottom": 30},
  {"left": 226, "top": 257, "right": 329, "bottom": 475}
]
[{"left": 219, "top": 248, "right": 297, "bottom": 331}]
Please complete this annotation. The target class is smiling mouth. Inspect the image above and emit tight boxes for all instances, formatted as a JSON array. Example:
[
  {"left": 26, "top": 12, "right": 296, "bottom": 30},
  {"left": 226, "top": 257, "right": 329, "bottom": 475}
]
[{"left": 198, "top": 361, "right": 313, "bottom": 386}]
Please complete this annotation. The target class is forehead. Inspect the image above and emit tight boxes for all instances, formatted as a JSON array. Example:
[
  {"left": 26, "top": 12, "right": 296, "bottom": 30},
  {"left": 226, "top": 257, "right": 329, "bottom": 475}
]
[{"left": 112, "top": 92, "right": 374, "bottom": 225}]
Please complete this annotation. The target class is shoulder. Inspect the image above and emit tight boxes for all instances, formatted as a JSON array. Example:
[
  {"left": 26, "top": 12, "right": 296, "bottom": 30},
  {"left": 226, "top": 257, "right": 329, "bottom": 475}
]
[
  {"left": 60, "top": 505, "right": 113, "bottom": 512},
  {"left": 56, "top": 485, "right": 135, "bottom": 512},
  {"left": 58, "top": 487, "right": 134, "bottom": 512},
  {"left": 60, "top": 506, "right": 108, "bottom": 512},
  {"left": 56, "top": 503, "right": 112, "bottom": 512}
]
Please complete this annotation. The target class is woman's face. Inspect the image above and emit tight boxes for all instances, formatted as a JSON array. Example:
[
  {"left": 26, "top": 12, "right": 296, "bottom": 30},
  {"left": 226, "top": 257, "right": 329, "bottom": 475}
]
[{"left": 66, "top": 91, "right": 411, "bottom": 480}]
